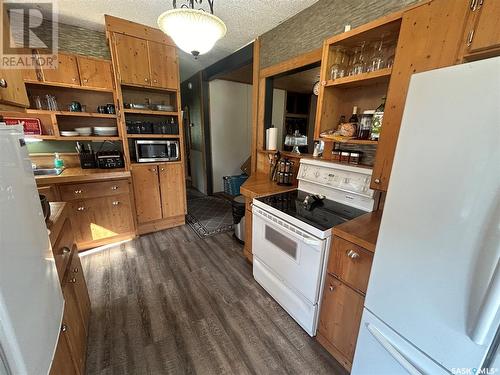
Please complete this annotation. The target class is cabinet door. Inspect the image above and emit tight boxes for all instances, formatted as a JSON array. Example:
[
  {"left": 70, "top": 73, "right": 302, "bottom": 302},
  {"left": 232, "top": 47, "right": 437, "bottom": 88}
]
[
  {"left": 244, "top": 207, "right": 253, "bottom": 262},
  {"left": 49, "top": 322, "right": 80, "bottom": 375},
  {"left": 148, "top": 41, "right": 178, "bottom": 89},
  {"left": 370, "top": 0, "right": 470, "bottom": 191},
  {"left": 77, "top": 56, "right": 114, "bottom": 90},
  {"left": 38, "top": 184, "right": 59, "bottom": 202},
  {"left": 467, "top": 0, "right": 500, "bottom": 54},
  {"left": 70, "top": 201, "right": 95, "bottom": 244},
  {"left": 61, "top": 281, "right": 87, "bottom": 375},
  {"left": 68, "top": 253, "right": 91, "bottom": 334},
  {"left": 102, "top": 194, "right": 135, "bottom": 234},
  {"left": 0, "top": 68, "right": 29, "bottom": 107},
  {"left": 42, "top": 53, "right": 80, "bottom": 85},
  {"left": 114, "top": 33, "right": 150, "bottom": 86},
  {"left": 159, "top": 163, "right": 186, "bottom": 218},
  {"left": 131, "top": 164, "right": 162, "bottom": 223},
  {"left": 318, "top": 275, "right": 364, "bottom": 364}
]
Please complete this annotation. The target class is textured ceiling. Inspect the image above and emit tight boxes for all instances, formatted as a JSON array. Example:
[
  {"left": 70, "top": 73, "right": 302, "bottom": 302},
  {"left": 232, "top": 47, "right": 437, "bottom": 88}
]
[{"left": 51, "top": 0, "right": 319, "bottom": 80}]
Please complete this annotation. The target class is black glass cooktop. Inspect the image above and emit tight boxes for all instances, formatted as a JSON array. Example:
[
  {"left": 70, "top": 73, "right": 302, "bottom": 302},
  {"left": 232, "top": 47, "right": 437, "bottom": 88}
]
[{"left": 256, "top": 190, "right": 366, "bottom": 231}]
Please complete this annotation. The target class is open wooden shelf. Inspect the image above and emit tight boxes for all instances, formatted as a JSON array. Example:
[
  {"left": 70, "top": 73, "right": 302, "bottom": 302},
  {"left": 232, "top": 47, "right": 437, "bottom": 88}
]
[
  {"left": 24, "top": 80, "right": 114, "bottom": 93},
  {"left": 25, "top": 135, "right": 58, "bottom": 140},
  {"left": 325, "top": 68, "right": 392, "bottom": 88},
  {"left": 321, "top": 137, "right": 378, "bottom": 145},
  {"left": 123, "top": 108, "right": 178, "bottom": 116},
  {"left": 126, "top": 134, "right": 180, "bottom": 139},
  {"left": 57, "top": 136, "right": 122, "bottom": 141},
  {"left": 121, "top": 83, "right": 177, "bottom": 93},
  {"left": 130, "top": 160, "right": 183, "bottom": 166},
  {"left": 26, "top": 109, "right": 117, "bottom": 118}
]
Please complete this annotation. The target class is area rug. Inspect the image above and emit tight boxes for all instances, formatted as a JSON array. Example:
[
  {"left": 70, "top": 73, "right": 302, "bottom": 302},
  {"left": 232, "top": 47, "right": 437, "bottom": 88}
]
[{"left": 186, "top": 195, "right": 234, "bottom": 238}]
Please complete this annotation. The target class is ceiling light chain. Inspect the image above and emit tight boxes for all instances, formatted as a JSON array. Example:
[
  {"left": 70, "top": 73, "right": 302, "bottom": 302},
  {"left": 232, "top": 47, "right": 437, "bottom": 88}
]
[{"left": 172, "top": 0, "right": 214, "bottom": 14}]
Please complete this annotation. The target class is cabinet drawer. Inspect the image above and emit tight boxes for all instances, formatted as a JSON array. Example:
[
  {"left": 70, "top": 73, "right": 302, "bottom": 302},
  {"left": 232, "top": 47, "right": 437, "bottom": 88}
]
[
  {"left": 60, "top": 180, "right": 129, "bottom": 201},
  {"left": 328, "top": 237, "right": 373, "bottom": 294},
  {"left": 52, "top": 219, "right": 74, "bottom": 283}
]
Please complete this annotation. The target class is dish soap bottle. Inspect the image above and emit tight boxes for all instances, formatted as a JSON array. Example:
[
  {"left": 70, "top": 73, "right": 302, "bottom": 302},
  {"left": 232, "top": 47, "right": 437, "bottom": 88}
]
[
  {"left": 54, "top": 152, "right": 64, "bottom": 168},
  {"left": 370, "top": 97, "right": 386, "bottom": 140}
]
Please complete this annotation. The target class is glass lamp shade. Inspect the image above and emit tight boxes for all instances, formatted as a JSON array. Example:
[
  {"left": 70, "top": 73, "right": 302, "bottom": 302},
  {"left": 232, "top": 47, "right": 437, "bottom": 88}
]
[{"left": 157, "top": 9, "right": 227, "bottom": 57}]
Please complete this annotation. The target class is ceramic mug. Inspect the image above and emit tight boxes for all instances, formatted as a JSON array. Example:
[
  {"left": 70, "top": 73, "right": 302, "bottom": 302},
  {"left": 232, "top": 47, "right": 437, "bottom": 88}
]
[
  {"left": 69, "top": 101, "right": 82, "bottom": 112},
  {"left": 97, "top": 105, "right": 107, "bottom": 114}
]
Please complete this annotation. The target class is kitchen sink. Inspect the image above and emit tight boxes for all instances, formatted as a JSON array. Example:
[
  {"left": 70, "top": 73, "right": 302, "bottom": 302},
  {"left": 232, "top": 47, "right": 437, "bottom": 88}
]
[{"left": 33, "top": 168, "right": 64, "bottom": 176}]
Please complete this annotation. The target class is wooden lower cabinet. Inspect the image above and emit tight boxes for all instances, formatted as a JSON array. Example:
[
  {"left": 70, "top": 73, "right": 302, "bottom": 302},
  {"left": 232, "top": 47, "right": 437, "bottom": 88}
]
[
  {"left": 38, "top": 185, "right": 60, "bottom": 202},
  {"left": 317, "top": 235, "right": 374, "bottom": 371},
  {"left": 50, "top": 321, "right": 79, "bottom": 375},
  {"left": 243, "top": 201, "right": 253, "bottom": 262},
  {"left": 68, "top": 251, "right": 91, "bottom": 333},
  {"left": 131, "top": 163, "right": 186, "bottom": 234}
]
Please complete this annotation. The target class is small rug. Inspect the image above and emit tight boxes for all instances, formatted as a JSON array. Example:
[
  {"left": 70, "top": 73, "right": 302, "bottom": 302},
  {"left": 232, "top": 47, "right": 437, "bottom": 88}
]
[{"left": 186, "top": 195, "right": 234, "bottom": 238}]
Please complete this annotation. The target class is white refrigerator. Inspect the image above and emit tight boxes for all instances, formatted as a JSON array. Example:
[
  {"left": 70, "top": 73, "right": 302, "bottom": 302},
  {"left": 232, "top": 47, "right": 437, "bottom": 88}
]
[
  {"left": 352, "top": 57, "right": 500, "bottom": 374},
  {"left": 0, "top": 125, "right": 64, "bottom": 374}
]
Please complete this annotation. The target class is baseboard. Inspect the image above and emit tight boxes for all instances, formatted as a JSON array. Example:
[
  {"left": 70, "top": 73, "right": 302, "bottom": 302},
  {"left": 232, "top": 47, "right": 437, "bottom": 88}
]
[
  {"left": 137, "top": 215, "right": 185, "bottom": 235},
  {"left": 76, "top": 232, "right": 136, "bottom": 251}
]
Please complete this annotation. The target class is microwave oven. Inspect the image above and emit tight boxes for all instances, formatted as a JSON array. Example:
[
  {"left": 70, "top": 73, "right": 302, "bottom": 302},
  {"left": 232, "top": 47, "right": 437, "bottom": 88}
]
[{"left": 134, "top": 140, "right": 180, "bottom": 163}]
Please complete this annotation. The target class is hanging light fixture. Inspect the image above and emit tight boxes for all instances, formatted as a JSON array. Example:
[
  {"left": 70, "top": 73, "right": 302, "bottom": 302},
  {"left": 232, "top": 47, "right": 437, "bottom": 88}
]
[{"left": 157, "top": 0, "right": 227, "bottom": 59}]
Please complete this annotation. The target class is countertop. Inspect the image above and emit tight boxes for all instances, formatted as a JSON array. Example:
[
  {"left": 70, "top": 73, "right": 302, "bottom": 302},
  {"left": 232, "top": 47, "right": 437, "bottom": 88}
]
[
  {"left": 46, "top": 202, "right": 68, "bottom": 245},
  {"left": 36, "top": 167, "right": 131, "bottom": 185},
  {"left": 240, "top": 173, "right": 298, "bottom": 199},
  {"left": 333, "top": 210, "right": 383, "bottom": 252}
]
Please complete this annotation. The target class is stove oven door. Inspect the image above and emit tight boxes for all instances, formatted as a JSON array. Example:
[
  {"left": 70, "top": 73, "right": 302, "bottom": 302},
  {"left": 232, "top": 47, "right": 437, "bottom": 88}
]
[{"left": 252, "top": 207, "right": 329, "bottom": 306}]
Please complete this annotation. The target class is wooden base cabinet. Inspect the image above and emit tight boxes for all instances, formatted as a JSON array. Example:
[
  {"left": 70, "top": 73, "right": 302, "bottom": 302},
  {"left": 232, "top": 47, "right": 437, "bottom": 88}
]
[
  {"left": 243, "top": 198, "right": 253, "bottom": 262},
  {"left": 317, "top": 235, "right": 374, "bottom": 371},
  {"left": 131, "top": 163, "right": 186, "bottom": 234}
]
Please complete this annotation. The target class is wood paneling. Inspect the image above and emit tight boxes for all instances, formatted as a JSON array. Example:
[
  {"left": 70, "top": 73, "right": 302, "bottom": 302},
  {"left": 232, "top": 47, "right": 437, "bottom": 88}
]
[
  {"left": 77, "top": 56, "right": 114, "bottom": 90},
  {"left": 159, "top": 163, "right": 186, "bottom": 218},
  {"left": 251, "top": 38, "right": 261, "bottom": 173},
  {"left": 43, "top": 53, "right": 80, "bottom": 86},
  {"left": 148, "top": 42, "right": 178, "bottom": 89},
  {"left": 370, "top": 0, "right": 470, "bottom": 191},
  {"left": 328, "top": 237, "right": 373, "bottom": 294},
  {"left": 318, "top": 274, "right": 364, "bottom": 369},
  {"left": 114, "top": 33, "right": 150, "bottom": 86},
  {"left": 131, "top": 164, "right": 162, "bottom": 224}
]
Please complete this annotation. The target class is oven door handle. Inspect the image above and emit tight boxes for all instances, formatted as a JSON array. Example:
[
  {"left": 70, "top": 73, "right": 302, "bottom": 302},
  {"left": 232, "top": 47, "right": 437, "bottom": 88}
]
[{"left": 253, "top": 208, "right": 323, "bottom": 249}]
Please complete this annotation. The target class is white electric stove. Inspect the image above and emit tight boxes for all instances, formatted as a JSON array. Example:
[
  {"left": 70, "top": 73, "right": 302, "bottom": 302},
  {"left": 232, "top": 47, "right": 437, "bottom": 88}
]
[{"left": 252, "top": 158, "right": 377, "bottom": 336}]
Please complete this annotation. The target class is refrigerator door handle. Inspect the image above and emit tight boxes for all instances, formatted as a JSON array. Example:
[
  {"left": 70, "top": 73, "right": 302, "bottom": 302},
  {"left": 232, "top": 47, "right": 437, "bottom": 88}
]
[
  {"left": 366, "top": 323, "right": 424, "bottom": 375},
  {"left": 469, "top": 260, "right": 500, "bottom": 345}
]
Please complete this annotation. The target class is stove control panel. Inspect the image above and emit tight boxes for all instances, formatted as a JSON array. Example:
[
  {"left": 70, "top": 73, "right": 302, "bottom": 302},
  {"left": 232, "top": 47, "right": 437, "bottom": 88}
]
[{"left": 298, "top": 160, "right": 374, "bottom": 198}]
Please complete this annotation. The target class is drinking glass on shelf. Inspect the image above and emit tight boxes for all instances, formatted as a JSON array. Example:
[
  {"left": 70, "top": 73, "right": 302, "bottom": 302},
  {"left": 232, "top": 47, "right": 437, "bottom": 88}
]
[
  {"left": 385, "top": 43, "right": 396, "bottom": 69},
  {"left": 31, "top": 95, "right": 42, "bottom": 110},
  {"left": 329, "top": 46, "right": 347, "bottom": 80},
  {"left": 351, "top": 43, "right": 366, "bottom": 76},
  {"left": 45, "top": 95, "right": 58, "bottom": 111},
  {"left": 367, "top": 39, "right": 386, "bottom": 72}
]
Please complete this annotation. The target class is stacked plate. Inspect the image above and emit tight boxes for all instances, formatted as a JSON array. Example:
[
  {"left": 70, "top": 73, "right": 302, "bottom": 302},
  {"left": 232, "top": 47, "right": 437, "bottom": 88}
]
[
  {"left": 75, "top": 127, "right": 92, "bottom": 136},
  {"left": 94, "top": 127, "right": 118, "bottom": 136},
  {"left": 60, "top": 131, "right": 79, "bottom": 137}
]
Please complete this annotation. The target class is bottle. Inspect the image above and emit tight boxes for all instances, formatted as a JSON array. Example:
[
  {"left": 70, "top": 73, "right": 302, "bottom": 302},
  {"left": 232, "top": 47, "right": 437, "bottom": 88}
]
[
  {"left": 54, "top": 152, "right": 64, "bottom": 168},
  {"left": 370, "top": 97, "right": 386, "bottom": 140},
  {"left": 349, "top": 106, "right": 359, "bottom": 123}
]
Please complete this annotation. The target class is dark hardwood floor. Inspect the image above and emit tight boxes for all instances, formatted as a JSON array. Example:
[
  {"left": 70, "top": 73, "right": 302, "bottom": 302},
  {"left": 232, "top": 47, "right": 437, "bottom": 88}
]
[{"left": 81, "top": 225, "right": 347, "bottom": 375}]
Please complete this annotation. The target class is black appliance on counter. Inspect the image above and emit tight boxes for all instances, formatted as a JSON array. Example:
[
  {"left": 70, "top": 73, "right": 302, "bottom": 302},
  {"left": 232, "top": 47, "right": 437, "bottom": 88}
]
[
  {"left": 126, "top": 119, "right": 179, "bottom": 135},
  {"left": 96, "top": 151, "right": 124, "bottom": 169}
]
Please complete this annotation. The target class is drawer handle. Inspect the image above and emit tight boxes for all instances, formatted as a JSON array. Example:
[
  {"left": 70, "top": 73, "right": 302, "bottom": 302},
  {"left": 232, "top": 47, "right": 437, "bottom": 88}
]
[
  {"left": 74, "top": 189, "right": 82, "bottom": 194},
  {"left": 151, "top": 168, "right": 157, "bottom": 173},
  {"left": 112, "top": 201, "right": 120, "bottom": 206},
  {"left": 77, "top": 206, "right": 85, "bottom": 211},
  {"left": 328, "top": 284, "right": 336, "bottom": 292},
  {"left": 61, "top": 324, "right": 68, "bottom": 332},
  {"left": 346, "top": 249, "right": 360, "bottom": 259},
  {"left": 68, "top": 277, "right": 76, "bottom": 283},
  {"left": 62, "top": 246, "right": 71, "bottom": 254},
  {"left": 111, "top": 185, "right": 118, "bottom": 190},
  {"left": 374, "top": 178, "right": 381, "bottom": 184}
]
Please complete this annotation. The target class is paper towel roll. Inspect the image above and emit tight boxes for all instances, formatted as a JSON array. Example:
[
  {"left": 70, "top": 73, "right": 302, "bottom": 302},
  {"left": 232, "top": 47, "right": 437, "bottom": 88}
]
[{"left": 266, "top": 127, "right": 278, "bottom": 151}]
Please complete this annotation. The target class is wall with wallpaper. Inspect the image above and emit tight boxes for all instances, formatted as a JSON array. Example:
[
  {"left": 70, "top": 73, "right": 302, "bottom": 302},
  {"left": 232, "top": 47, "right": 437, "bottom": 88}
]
[{"left": 259, "top": 0, "right": 417, "bottom": 68}]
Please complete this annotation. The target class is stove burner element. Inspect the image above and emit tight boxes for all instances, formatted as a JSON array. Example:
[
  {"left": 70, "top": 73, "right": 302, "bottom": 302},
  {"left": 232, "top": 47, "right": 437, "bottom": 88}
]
[{"left": 303, "top": 194, "right": 325, "bottom": 211}]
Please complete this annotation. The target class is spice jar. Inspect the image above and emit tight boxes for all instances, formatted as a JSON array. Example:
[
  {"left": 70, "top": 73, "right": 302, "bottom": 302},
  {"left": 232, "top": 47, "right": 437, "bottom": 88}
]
[
  {"left": 340, "top": 151, "right": 350, "bottom": 163},
  {"left": 332, "top": 150, "right": 342, "bottom": 161},
  {"left": 349, "top": 152, "right": 361, "bottom": 165}
]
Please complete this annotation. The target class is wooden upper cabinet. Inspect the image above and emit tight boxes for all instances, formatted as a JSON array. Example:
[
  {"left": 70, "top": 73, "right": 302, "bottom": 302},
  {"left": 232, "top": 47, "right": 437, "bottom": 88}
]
[
  {"left": 131, "top": 164, "right": 163, "bottom": 223},
  {"left": 0, "top": 68, "right": 29, "bottom": 108},
  {"left": 465, "top": 0, "right": 500, "bottom": 55},
  {"left": 77, "top": 56, "right": 114, "bottom": 90},
  {"left": 159, "top": 163, "right": 186, "bottom": 218},
  {"left": 43, "top": 53, "right": 80, "bottom": 85},
  {"left": 370, "top": 0, "right": 470, "bottom": 191},
  {"left": 148, "top": 41, "right": 178, "bottom": 89},
  {"left": 114, "top": 33, "right": 150, "bottom": 86}
]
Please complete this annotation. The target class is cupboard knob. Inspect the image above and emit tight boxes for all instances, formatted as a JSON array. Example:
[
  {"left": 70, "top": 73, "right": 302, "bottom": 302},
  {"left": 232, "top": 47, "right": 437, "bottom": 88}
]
[
  {"left": 69, "top": 277, "right": 76, "bottom": 283},
  {"left": 151, "top": 168, "right": 157, "bottom": 172},
  {"left": 74, "top": 189, "right": 82, "bottom": 194},
  {"left": 77, "top": 206, "right": 85, "bottom": 211},
  {"left": 112, "top": 201, "right": 120, "bottom": 206},
  {"left": 62, "top": 246, "right": 71, "bottom": 254},
  {"left": 73, "top": 267, "right": 78, "bottom": 273},
  {"left": 153, "top": 79, "right": 158, "bottom": 83},
  {"left": 329, "top": 285, "right": 335, "bottom": 292},
  {"left": 0, "top": 78, "right": 7, "bottom": 88},
  {"left": 144, "top": 78, "right": 149, "bottom": 82},
  {"left": 72, "top": 78, "right": 76, "bottom": 82},
  {"left": 111, "top": 185, "right": 118, "bottom": 190},
  {"left": 61, "top": 324, "right": 67, "bottom": 332},
  {"left": 83, "top": 78, "right": 88, "bottom": 83},
  {"left": 374, "top": 178, "right": 381, "bottom": 184},
  {"left": 346, "top": 249, "right": 360, "bottom": 259},
  {"left": 161, "top": 168, "right": 164, "bottom": 171}
]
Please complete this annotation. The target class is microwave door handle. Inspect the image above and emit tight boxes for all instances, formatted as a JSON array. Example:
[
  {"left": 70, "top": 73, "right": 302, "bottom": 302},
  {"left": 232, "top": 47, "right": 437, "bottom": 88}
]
[{"left": 366, "top": 323, "right": 424, "bottom": 375}]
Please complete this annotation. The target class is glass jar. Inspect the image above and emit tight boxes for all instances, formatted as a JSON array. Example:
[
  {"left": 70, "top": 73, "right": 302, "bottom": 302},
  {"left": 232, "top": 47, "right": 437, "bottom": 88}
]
[{"left": 329, "top": 46, "right": 347, "bottom": 80}]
